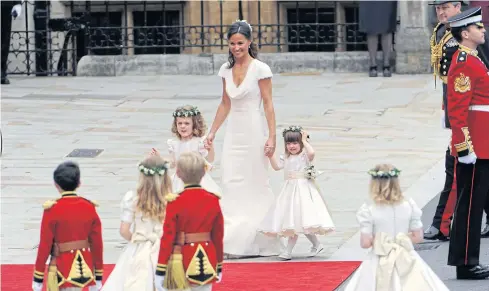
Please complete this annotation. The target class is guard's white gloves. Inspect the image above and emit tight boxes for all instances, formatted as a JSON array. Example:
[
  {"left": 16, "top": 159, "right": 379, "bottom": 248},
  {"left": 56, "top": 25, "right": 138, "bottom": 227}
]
[
  {"left": 11, "top": 4, "right": 22, "bottom": 19},
  {"left": 32, "top": 281, "right": 43, "bottom": 291},
  {"left": 216, "top": 272, "right": 223, "bottom": 283},
  {"left": 154, "top": 275, "right": 165, "bottom": 291},
  {"left": 88, "top": 280, "right": 102, "bottom": 291},
  {"left": 441, "top": 110, "right": 447, "bottom": 129},
  {"left": 458, "top": 152, "right": 477, "bottom": 164}
]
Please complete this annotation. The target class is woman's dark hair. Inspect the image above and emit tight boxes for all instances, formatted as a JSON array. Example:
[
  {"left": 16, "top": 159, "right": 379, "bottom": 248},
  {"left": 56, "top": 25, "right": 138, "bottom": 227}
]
[{"left": 227, "top": 21, "right": 258, "bottom": 68}]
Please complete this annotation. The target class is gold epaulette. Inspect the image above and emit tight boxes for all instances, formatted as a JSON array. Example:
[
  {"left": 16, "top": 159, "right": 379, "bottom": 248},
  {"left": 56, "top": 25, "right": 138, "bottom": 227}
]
[
  {"left": 165, "top": 193, "right": 179, "bottom": 202},
  {"left": 42, "top": 199, "right": 58, "bottom": 209}
]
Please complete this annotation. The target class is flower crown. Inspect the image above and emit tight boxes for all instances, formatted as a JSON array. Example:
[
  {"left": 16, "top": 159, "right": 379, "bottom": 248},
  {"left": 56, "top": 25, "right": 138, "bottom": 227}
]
[
  {"left": 173, "top": 106, "right": 200, "bottom": 118},
  {"left": 236, "top": 19, "right": 253, "bottom": 32},
  {"left": 282, "top": 125, "right": 303, "bottom": 137},
  {"left": 368, "top": 168, "right": 401, "bottom": 179},
  {"left": 138, "top": 162, "right": 169, "bottom": 176}
]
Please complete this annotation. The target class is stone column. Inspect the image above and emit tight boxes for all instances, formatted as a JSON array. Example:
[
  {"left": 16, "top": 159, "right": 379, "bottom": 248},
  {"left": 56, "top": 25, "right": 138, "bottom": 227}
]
[{"left": 395, "top": 0, "right": 432, "bottom": 74}]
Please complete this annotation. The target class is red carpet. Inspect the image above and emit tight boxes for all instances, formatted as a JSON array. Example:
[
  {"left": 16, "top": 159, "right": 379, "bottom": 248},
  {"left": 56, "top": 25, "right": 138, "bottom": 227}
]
[{"left": 1, "top": 261, "right": 360, "bottom": 291}]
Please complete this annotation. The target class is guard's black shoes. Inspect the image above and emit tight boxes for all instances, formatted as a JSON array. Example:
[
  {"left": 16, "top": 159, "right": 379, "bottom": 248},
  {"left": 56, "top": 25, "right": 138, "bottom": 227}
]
[
  {"left": 456, "top": 265, "right": 489, "bottom": 280},
  {"left": 423, "top": 225, "right": 449, "bottom": 241},
  {"left": 1, "top": 77, "right": 9, "bottom": 85},
  {"left": 482, "top": 224, "right": 489, "bottom": 238}
]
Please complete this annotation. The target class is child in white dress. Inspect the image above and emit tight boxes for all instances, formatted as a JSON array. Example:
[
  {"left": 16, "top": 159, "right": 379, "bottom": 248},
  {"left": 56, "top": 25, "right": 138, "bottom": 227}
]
[
  {"left": 101, "top": 155, "right": 172, "bottom": 291},
  {"left": 259, "top": 126, "right": 335, "bottom": 260},
  {"left": 345, "top": 164, "right": 449, "bottom": 291},
  {"left": 152, "top": 105, "right": 221, "bottom": 195}
]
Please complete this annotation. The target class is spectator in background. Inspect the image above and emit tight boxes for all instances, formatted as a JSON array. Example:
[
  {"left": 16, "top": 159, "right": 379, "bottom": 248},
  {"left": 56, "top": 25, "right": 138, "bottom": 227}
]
[{"left": 358, "top": 1, "right": 398, "bottom": 78}]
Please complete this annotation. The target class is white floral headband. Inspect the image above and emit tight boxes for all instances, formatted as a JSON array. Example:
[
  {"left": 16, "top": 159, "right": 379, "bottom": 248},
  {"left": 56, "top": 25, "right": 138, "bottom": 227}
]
[
  {"left": 236, "top": 19, "right": 253, "bottom": 33},
  {"left": 368, "top": 168, "right": 401, "bottom": 179},
  {"left": 138, "top": 162, "right": 169, "bottom": 176},
  {"left": 173, "top": 106, "right": 200, "bottom": 118}
]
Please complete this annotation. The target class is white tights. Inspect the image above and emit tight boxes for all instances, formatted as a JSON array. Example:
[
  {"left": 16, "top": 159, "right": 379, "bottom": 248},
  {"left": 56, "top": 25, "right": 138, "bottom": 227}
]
[{"left": 285, "top": 234, "right": 320, "bottom": 253}]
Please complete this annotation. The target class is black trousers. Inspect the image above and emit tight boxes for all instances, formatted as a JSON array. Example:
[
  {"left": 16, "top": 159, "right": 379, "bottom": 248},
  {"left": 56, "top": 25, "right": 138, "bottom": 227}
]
[
  {"left": 431, "top": 148, "right": 456, "bottom": 233},
  {"left": 1, "top": 6, "right": 13, "bottom": 78},
  {"left": 448, "top": 159, "right": 489, "bottom": 266}
]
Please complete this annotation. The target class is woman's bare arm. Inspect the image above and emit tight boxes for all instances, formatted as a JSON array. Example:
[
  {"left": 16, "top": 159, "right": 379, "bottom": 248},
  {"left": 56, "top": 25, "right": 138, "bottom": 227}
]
[
  {"left": 209, "top": 79, "right": 231, "bottom": 135},
  {"left": 259, "top": 78, "right": 276, "bottom": 140}
]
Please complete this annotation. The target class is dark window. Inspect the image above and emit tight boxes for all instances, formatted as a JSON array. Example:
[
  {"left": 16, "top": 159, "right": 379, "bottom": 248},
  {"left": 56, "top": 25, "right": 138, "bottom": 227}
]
[
  {"left": 74, "top": 12, "right": 123, "bottom": 56},
  {"left": 287, "top": 7, "right": 336, "bottom": 52},
  {"left": 133, "top": 10, "right": 180, "bottom": 54},
  {"left": 344, "top": 5, "right": 367, "bottom": 51}
]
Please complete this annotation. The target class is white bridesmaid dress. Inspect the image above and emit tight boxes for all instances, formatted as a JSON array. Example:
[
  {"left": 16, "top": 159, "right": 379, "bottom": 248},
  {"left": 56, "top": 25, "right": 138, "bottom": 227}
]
[
  {"left": 101, "top": 191, "right": 163, "bottom": 291},
  {"left": 344, "top": 198, "right": 449, "bottom": 291},
  {"left": 217, "top": 59, "right": 283, "bottom": 256}
]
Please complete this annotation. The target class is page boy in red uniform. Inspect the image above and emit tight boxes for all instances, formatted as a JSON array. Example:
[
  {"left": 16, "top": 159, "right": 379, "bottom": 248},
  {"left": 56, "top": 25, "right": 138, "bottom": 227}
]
[
  {"left": 154, "top": 152, "right": 224, "bottom": 291},
  {"left": 32, "top": 161, "right": 104, "bottom": 291}
]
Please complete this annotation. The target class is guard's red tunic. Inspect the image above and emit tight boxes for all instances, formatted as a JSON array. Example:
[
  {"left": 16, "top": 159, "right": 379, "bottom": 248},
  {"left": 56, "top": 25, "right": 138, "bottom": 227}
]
[
  {"left": 32, "top": 191, "right": 104, "bottom": 288},
  {"left": 156, "top": 185, "right": 224, "bottom": 285},
  {"left": 447, "top": 45, "right": 489, "bottom": 159}
]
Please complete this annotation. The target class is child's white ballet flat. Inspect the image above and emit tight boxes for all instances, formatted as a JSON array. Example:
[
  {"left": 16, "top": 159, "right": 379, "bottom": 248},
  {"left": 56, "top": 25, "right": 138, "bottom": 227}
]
[
  {"left": 278, "top": 252, "right": 292, "bottom": 260},
  {"left": 308, "top": 244, "right": 324, "bottom": 257}
]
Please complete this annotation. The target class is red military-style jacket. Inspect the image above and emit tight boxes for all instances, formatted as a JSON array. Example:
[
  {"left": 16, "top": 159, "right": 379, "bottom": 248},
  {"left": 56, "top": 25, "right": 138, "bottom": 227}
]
[
  {"left": 447, "top": 45, "right": 489, "bottom": 159},
  {"left": 33, "top": 191, "right": 104, "bottom": 288},
  {"left": 156, "top": 185, "right": 224, "bottom": 286}
]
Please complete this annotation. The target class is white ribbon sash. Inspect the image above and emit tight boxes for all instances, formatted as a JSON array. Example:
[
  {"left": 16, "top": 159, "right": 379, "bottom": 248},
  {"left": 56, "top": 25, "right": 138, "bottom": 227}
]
[{"left": 374, "top": 232, "right": 431, "bottom": 291}]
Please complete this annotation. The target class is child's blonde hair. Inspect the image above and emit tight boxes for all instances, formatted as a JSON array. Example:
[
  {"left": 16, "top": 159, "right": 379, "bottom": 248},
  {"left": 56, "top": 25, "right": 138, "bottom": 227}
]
[
  {"left": 368, "top": 164, "right": 403, "bottom": 205},
  {"left": 176, "top": 152, "right": 206, "bottom": 185},
  {"left": 136, "top": 155, "right": 172, "bottom": 221},
  {"left": 171, "top": 105, "right": 207, "bottom": 139}
]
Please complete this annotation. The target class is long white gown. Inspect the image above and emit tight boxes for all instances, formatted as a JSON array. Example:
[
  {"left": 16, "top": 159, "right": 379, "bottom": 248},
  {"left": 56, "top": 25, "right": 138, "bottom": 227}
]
[
  {"left": 101, "top": 191, "right": 163, "bottom": 291},
  {"left": 258, "top": 150, "right": 335, "bottom": 237},
  {"left": 217, "top": 59, "right": 283, "bottom": 256},
  {"left": 344, "top": 198, "right": 449, "bottom": 291},
  {"left": 167, "top": 137, "right": 221, "bottom": 194}
]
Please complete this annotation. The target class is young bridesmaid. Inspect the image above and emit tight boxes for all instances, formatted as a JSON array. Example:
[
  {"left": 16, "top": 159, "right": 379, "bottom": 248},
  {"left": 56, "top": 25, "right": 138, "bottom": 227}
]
[
  {"left": 345, "top": 164, "right": 449, "bottom": 291},
  {"left": 102, "top": 155, "right": 171, "bottom": 291},
  {"left": 259, "top": 126, "right": 335, "bottom": 260},
  {"left": 152, "top": 105, "right": 221, "bottom": 195}
]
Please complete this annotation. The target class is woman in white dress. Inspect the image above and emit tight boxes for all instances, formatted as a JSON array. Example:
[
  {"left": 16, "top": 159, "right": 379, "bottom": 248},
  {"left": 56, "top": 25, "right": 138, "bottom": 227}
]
[
  {"left": 101, "top": 155, "right": 171, "bottom": 291},
  {"left": 205, "top": 20, "right": 282, "bottom": 257},
  {"left": 345, "top": 164, "right": 449, "bottom": 291}
]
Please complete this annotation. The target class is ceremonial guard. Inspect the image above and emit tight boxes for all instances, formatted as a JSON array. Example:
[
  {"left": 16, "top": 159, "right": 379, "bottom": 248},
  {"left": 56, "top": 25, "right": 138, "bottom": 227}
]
[
  {"left": 446, "top": 7, "right": 489, "bottom": 280},
  {"left": 424, "top": 0, "right": 463, "bottom": 241},
  {"left": 32, "top": 161, "right": 104, "bottom": 291},
  {"left": 155, "top": 152, "right": 224, "bottom": 291}
]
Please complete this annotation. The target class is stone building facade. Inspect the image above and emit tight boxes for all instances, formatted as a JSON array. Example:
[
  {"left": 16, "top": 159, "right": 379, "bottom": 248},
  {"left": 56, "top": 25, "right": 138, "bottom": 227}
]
[{"left": 7, "top": 0, "right": 432, "bottom": 76}]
